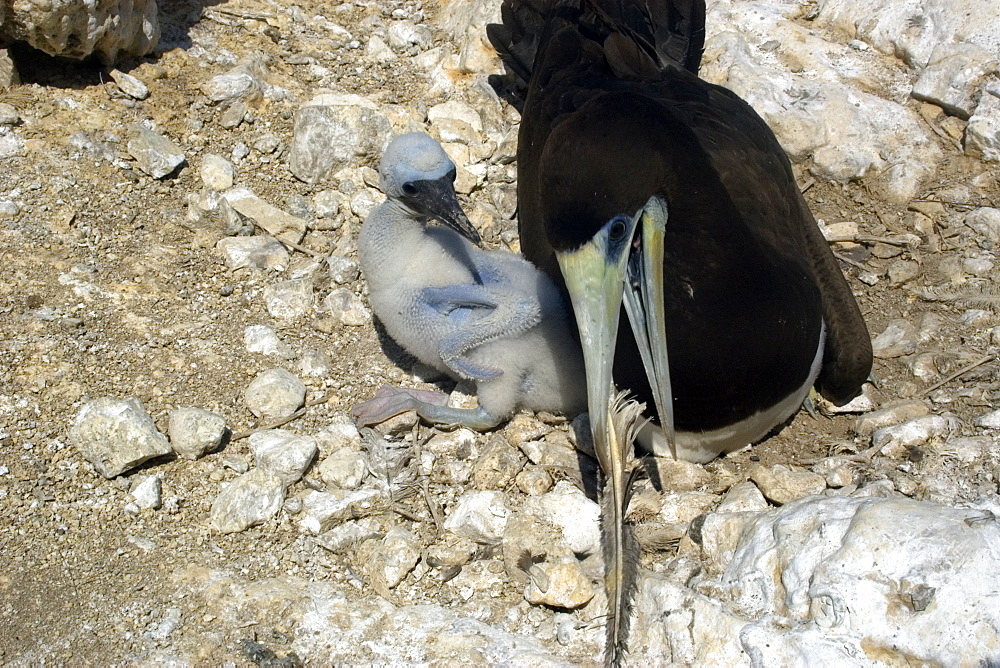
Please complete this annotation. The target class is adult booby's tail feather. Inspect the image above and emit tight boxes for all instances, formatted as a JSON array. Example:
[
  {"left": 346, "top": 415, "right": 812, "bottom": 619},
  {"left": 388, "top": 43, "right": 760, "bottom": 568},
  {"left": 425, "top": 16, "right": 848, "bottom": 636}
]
[
  {"left": 487, "top": 0, "right": 706, "bottom": 110},
  {"left": 601, "top": 391, "right": 646, "bottom": 667}
]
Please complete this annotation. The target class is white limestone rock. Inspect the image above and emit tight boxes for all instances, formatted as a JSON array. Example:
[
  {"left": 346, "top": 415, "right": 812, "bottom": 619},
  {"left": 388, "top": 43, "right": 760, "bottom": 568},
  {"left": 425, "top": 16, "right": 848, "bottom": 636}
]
[
  {"left": 129, "top": 474, "right": 162, "bottom": 510},
  {"left": 200, "top": 154, "right": 235, "bottom": 191},
  {"left": 243, "top": 324, "right": 294, "bottom": 358},
  {"left": 110, "top": 69, "right": 149, "bottom": 100},
  {"left": 313, "top": 417, "right": 362, "bottom": 455},
  {"left": 632, "top": 495, "right": 1000, "bottom": 665},
  {"left": 521, "top": 481, "right": 601, "bottom": 556},
  {"left": 814, "top": 0, "right": 1000, "bottom": 70},
  {"left": 322, "top": 288, "right": 371, "bottom": 327},
  {"left": 216, "top": 235, "right": 289, "bottom": 271},
  {"left": 964, "top": 206, "right": 1000, "bottom": 245},
  {"left": 297, "top": 488, "right": 386, "bottom": 534},
  {"left": 910, "top": 43, "right": 999, "bottom": 119},
  {"left": 209, "top": 468, "right": 286, "bottom": 534},
  {"left": 716, "top": 481, "right": 769, "bottom": 514},
  {"left": 748, "top": 464, "right": 826, "bottom": 505},
  {"left": 224, "top": 187, "right": 307, "bottom": 245},
  {"left": 263, "top": 278, "right": 314, "bottom": 319},
  {"left": 871, "top": 318, "right": 919, "bottom": 358},
  {"left": 316, "top": 449, "right": 367, "bottom": 490},
  {"left": 127, "top": 124, "right": 185, "bottom": 179},
  {"left": 872, "top": 415, "right": 958, "bottom": 457},
  {"left": 702, "top": 1, "right": 941, "bottom": 203},
  {"left": 443, "top": 490, "right": 509, "bottom": 544},
  {"left": 966, "top": 87, "right": 1000, "bottom": 163},
  {"left": 0, "top": 0, "right": 159, "bottom": 63},
  {"left": 70, "top": 397, "right": 172, "bottom": 478},
  {"left": 356, "top": 527, "right": 421, "bottom": 589},
  {"left": 248, "top": 430, "right": 318, "bottom": 487},
  {"left": 523, "top": 557, "right": 595, "bottom": 609},
  {"left": 244, "top": 368, "right": 306, "bottom": 421},
  {"left": 168, "top": 407, "right": 227, "bottom": 460},
  {"left": 289, "top": 95, "right": 391, "bottom": 184},
  {"left": 855, "top": 399, "right": 931, "bottom": 438},
  {"left": 437, "top": 0, "right": 501, "bottom": 74}
]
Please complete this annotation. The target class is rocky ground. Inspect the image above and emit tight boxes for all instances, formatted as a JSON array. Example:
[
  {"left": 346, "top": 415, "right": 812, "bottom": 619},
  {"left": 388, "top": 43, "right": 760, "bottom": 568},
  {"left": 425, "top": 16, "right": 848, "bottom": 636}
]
[{"left": 1, "top": 0, "right": 999, "bottom": 665}]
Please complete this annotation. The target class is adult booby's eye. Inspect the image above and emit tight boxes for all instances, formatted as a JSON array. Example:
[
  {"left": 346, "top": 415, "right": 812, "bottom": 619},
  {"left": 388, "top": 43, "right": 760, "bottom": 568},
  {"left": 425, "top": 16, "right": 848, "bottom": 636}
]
[
  {"left": 609, "top": 215, "right": 629, "bottom": 241},
  {"left": 401, "top": 182, "right": 418, "bottom": 195}
]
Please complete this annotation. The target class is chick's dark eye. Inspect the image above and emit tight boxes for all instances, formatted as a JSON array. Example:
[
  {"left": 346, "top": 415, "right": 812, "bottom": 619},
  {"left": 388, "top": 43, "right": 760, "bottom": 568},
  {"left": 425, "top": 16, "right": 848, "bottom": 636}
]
[
  {"left": 401, "top": 182, "right": 418, "bottom": 196},
  {"left": 609, "top": 216, "right": 628, "bottom": 241}
]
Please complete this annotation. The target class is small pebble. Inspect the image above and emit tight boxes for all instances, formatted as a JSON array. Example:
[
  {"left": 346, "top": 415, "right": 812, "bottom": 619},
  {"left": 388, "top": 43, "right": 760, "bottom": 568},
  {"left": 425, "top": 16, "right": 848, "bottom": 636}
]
[
  {"left": 472, "top": 434, "right": 525, "bottom": 490},
  {"left": 357, "top": 527, "right": 422, "bottom": 589},
  {"left": 168, "top": 407, "right": 227, "bottom": 460},
  {"left": 811, "top": 457, "right": 863, "bottom": 488},
  {"left": 244, "top": 368, "right": 306, "bottom": 420},
  {"left": 313, "top": 190, "right": 341, "bottom": 219},
  {"left": 522, "top": 481, "right": 601, "bottom": 556},
  {"left": 313, "top": 417, "right": 362, "bottom": 454},
  {"left": 524, "top": 558, "right": 595, "bottom": 609},
  {"left": 244, "top": 324, "right": 294, "bottom": 358},
  {"left": 231, "top": 141, "right": 250, "bottom": 161},
  {"left": 297, "top": 488, "right": 386, "bottom": 534},
  {"left": 263, "top": 278, "right": 314, "bottom": 319},
  {"left": 317, "top": 449, "right": 368, "bottom": 489},
  {"left": 871, "top": 319, "right": 919, "bottom": 359},
  {"left": 974, "top": 409, "right": 1000, "bottom": 429},
  {"left": 654, "top": 458, "right": 713, "bottom": 492},
  {"left": 220, "top": 101, "right": 247, "bottom": 129},
  {"left": 323, "top": 288, "right": 371, "bottom": 326},
  {"left": 209, "top": 469, "right": 286, "bottom": 534},
  {"left": 248, "top": 429, "right": 318, "bottom": 486},
  {"left": 315, "top": 520, "right": 381, "bottom": 553},
  {"left": 110, "top": 69, "right": 150, "bottom": 100},
  {"left": 299, "top": 348, "right": 334, "bottom": 377},
  {"left": 127, "top": 124, "right": 185, "bottom": 178},
  {"left": 70, "top": 397, "right": 172, "bottom": 478},
  {"left": 748, "top": 464, "right": 826, "bottom": 505},
  {"left": 327, "top": 255, "right": 360, "bottom": 284},
  {"left": 0, "top": 102, "right": 19, "bottom": 125},
  {"left": 225, "top": 187, "right": 307, "bottom": 245},
  {"left": 716, "top": 481, "right": 769, "bottom": 513},
  {"left": 129, "top": 474, "right": 162, "bottom": 510},
  {"left": 444, "top": 490, "right": 510, "bottom": 544},
  {"left": 515, "top": 467, "right": 554, "bottom": 496},
  {"left": 221, "top": 454, "right": 250, "bottom": 474},
  {"left": 216, "top": 235, "right": 289, "bottom": 271},
  {"left": 200, "top": 153, "right": 236, "bottom": 191}
]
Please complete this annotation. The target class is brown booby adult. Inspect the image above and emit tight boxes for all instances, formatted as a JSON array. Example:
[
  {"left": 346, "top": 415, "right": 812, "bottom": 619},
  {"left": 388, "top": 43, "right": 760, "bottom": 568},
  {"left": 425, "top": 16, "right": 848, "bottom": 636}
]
[
  {"left": 488, "top": 0, "right": 871, "bottom": 461},
  {"left": 488, "top": 1, "right": 872, "bottom": 662}
]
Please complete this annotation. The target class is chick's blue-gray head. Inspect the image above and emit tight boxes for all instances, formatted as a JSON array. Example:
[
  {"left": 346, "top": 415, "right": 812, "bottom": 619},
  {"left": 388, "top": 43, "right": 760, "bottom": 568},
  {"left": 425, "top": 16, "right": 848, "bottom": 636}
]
[{"left": 379, "top": 132, "right": 481, "bottom": 244}]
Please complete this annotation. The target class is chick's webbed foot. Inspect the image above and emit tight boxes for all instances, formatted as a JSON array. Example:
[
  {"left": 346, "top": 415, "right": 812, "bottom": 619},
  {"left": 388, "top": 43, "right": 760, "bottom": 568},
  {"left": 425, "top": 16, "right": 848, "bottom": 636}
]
[
  {"left": 351, "top": 384, "right": 501, "bottom": 431},
  {"left": 420, "top": 283, "right": 541, "bottom": 381}
]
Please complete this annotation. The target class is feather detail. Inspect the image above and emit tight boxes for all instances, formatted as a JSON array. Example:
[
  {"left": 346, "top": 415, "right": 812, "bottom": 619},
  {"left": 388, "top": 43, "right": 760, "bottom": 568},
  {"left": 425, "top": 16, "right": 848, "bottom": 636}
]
[{"left": 601, "top": 391, "right": 646, "bottom": 667}]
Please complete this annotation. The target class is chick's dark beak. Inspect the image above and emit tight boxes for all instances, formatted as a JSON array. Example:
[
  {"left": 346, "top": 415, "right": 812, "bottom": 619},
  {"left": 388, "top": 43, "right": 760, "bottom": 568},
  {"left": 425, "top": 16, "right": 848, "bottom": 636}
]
[{"left": 405, "top": 176, "right": 482, "bottom": 245}]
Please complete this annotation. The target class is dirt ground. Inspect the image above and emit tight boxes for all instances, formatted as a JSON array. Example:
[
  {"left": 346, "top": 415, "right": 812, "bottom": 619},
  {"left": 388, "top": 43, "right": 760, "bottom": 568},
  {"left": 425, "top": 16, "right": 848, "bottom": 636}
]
[{"left": 1, "top": 0, "right": 998, "bottom": 664}]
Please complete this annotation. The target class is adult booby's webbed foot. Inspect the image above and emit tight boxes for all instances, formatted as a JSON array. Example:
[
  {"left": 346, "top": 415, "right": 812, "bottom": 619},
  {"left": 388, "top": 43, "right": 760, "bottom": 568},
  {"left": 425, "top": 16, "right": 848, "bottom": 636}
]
[
  {"left": 420, "top": 283, "right": 542, "bottom": 381},
  {"left": 351, "top": 384, "right": 502, "bottom": 431}
]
